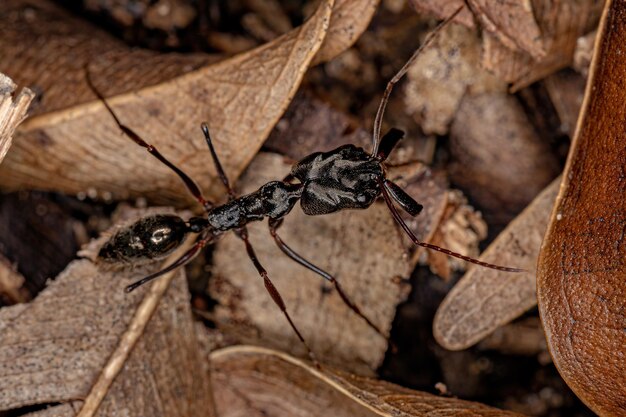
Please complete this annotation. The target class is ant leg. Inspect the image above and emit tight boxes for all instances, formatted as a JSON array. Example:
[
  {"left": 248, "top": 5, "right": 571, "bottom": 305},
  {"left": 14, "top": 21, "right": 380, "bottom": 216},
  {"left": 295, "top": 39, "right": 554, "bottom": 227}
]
[
  {"left": 371, "top": 6, "right": 464, "bottom": 155},
  {"left": 125, "top": 235, "right": 212, "bottom": 292},
  {"left": 85, "top": 69, "right": 212, "bottom": 210},
  {"left": 268, "top": 218, "right": 388, "bottom": 341},
  {"left": 236, "top": 226, "right": 319, "bottom": 366},
  {"left": 380, "top": 183, "right": 527, "bottom": 273},
  {"left": 201, "top": 123, "right": 236, "bottom": 201}
]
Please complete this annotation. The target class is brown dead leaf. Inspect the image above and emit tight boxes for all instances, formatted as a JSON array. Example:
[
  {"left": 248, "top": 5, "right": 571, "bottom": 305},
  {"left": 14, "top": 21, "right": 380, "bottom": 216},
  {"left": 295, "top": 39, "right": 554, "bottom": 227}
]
[
  {"left": 409, "top": 0, "right": 476, "bottom": 27},
  {"left": 0, "top": 0, "right": 333, "bottom": 204},
  {"left": 537, "top": 1, "right": 626, "bottom": 415},
  {"left": 210, "top": 153, "right": 411, "bottom": 375},
  {"left": 409, "top": 0, "right": 544, "bottom": 59},
  {"left": 0, "top": 73, "right": 34, "bottom": 165},
  {"left": 434, "top": 177, "right": 559, "bottom": 350},
  {"left": 482, "top": 0, "right": 603, "bottom": 90},
  {"left": 403, "top": 22, "right": 505, "bottom": 135},
  {"left": 544, "top": 71, "right": 586, "bottom": 137},
  {"left": 449, "top": 92, "right": 560, "bottom": 225},
  {"left": 312, "top": 0, "right": 380, "bottom": 65},
  {"left": 210, "top": 345, "right": 526, "bottom": 417},
  {"left": 0, "top": 218, "right": 214, "bottom": 416}
]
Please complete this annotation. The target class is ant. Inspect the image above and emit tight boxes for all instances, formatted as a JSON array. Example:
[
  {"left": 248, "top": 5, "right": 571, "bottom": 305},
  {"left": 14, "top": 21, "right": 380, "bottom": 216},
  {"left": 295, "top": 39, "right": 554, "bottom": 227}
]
[{"left": 89, "top": 6, "right": 523, "bottom": 363}]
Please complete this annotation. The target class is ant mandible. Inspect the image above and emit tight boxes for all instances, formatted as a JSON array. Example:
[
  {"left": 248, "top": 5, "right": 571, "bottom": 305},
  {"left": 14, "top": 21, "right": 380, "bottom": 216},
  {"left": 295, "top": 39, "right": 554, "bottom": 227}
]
[{"left": 89, "top": 6, "right": 523, "bottom": 363}]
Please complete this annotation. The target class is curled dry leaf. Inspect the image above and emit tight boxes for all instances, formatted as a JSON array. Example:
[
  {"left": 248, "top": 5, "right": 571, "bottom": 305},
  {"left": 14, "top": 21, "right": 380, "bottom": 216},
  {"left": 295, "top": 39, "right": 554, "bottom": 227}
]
[
  {"left": 0, "top": 0, "right": 333, "bottom": 204},
  {"left": 210, "top": 153, "right": 412, "bottom": 375},
  {"left": 210, "top": 345, "right": 526, "bottom": 417},
  {"left": 537, "top": 1, "right": 626, "bottom": 415},
  {"left": 409, "top": 0, "right": 543, "bottom": 60},
  {"left": 482, "top": 0, "right": 603, "bottom": 90},
  {"left": 0, "top": 220, "right": 214, "bottom": 416},
  {"left": 312, "top": 0, "right": 380, "bottom": 65},
  {"left": 0, "top": 73, "right": 34, "bottom": 165},
  {"left": 434, "top": 177, "right": 560, "bottom": 350},
  {"left": 403, "top": 22, "right": 505, "bottom": 135}
]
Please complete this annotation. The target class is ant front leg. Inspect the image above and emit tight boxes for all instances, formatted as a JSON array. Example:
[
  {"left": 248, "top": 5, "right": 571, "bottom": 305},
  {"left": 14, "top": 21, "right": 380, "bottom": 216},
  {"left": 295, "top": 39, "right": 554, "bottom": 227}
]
[
  {"left": 235, "top": 225, "right": 319, "bottom": 367},
  {"left": 268, "top": 218, "right": 388, "bottom": 342},
  {"left": 201, "top": 123, "right": 236, "bottom": 201}
]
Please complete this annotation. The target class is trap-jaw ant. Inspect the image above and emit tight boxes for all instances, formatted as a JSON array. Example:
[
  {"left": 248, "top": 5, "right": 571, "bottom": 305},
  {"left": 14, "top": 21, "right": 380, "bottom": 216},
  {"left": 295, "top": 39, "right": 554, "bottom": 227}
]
[{"left": 90, "top": 6, "right": 523, "bottom": 363}]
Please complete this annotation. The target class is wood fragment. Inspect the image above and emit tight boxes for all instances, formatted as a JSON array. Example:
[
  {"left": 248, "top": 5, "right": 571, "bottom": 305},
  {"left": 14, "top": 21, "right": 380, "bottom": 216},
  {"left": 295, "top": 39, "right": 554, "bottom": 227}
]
[{"left": 0, "top": 73, "right": 34, "bottom": 165}]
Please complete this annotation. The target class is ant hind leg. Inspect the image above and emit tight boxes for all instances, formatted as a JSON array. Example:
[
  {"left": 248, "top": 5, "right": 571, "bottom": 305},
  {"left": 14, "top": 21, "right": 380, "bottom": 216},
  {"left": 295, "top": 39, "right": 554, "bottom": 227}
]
[
  {"left": 235, "top": 225, "right": 319, "bottom": 367},
  {"left": 268, "top": 218, "right": 389, "bottom": 342}
]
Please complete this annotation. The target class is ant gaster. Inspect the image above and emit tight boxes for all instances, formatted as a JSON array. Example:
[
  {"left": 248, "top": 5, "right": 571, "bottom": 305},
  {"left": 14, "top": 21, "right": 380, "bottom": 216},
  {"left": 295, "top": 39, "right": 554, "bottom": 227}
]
[{"left": 90, "top": 6, "right": 523, "bottom": 364}]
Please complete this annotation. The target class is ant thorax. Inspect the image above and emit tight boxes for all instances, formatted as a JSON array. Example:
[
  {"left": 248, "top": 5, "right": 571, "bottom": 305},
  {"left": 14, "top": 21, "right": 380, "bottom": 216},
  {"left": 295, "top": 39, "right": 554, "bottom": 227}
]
[{"left": 291, "top": 144, "right": 383, "bottom": 215}]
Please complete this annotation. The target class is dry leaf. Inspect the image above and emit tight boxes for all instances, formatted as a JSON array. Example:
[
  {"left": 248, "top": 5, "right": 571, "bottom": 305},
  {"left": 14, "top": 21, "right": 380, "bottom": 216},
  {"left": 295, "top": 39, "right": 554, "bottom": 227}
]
[
  {"left": 210, "top": 345, "right": 526, "bottom": 417},
  {"left": 434, "top": 177, "right": 559, "bottom": 350},
  {"left": 403, "top": 22, "right": 505, "bottom": 135},
  {"left": 210, "top": 153, "right": 412, "bottom": 375},
  {"left": 408, "top": 0, "right": 476, "bottom": 27},
  {"left": 312, "top": 0, "right": 380, "bottom": 65},
  {"left": 0, "top": 221, "right": 214, "bottom": 416},
  {"left": 409, "top": 0, "right": 544, "bottom": 59},
  {"left": 537, "top": 1, "right": 626, "bottom": 415},
  {"left": 449, "top": 92, "right": 560, "bottom": 225},
  {"left": 482, "top": 0, "right": 603, "bottom": 90},
  {"left": 0, "top": 0, "right": 333, "bottom": 204},
  {"left": 0, "top": 73, "right": 34, "bottom": 165}
]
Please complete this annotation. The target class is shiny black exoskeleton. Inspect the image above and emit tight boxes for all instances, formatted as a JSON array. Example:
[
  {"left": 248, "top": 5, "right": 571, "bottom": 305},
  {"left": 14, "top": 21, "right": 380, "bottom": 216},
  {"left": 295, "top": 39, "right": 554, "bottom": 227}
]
[
  {"left": 99, "top": 214, "right": 189, "bottom": 262},
  {"left": 291, "top": 144, "right": 383, "bottom": 215},
  {"left": 90, "top": 7, "right": 522, "bottom": 364},
  {"left": 99, "top": 145, "right": 388, "bottom": 262}
]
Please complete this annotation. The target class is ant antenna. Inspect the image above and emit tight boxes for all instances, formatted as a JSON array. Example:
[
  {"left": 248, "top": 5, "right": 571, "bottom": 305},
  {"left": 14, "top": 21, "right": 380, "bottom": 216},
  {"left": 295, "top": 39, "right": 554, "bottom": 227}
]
[
  {"left": 372, "top": 5, "right": 464, "bottom": 156},
  {"left": 380, "top": 184, "right": 526, "bottom": 273}
]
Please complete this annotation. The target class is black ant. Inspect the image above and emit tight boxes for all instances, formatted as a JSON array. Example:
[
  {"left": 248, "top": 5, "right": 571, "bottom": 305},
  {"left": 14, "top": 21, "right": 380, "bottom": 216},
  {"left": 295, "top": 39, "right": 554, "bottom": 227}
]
[{"left": 89, "top": 6, "right": 523, "bottom": 363}]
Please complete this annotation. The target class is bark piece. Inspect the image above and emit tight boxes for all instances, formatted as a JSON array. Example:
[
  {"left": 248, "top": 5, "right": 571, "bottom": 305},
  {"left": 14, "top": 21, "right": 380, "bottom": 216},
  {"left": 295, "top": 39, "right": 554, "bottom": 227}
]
[
  {"left": 210, "top": 345, "right": 526, "bottom": 417},
  {"left": 537, "top": 1, "right": 626, "bottom": 415},
  {"left": 210, "top": 153, "right": 412, "bottom": 375},
  {"left": 0, "top": 0, "right": 333, "bottom": 204},
  {"left": 0, "top": 225, "right": 214, "bottom": 416},
  {"left": 434, "top": 177, "right": 560, "bottom": 350},
  {"left": 0, "top": 73, "right": 34, "bottom": 165},
  {"left": 449, "top": 92, "right": 560, "bottom": 225},
  {"left": 403, "top": 22, "right": 505, "bottom": 135}
]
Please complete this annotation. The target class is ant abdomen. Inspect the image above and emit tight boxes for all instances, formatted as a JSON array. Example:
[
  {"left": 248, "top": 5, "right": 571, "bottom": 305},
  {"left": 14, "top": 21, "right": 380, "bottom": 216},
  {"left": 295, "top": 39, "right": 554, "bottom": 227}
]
[{"left": 98, "top": 214, "right": 189, "bottom": 263}]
